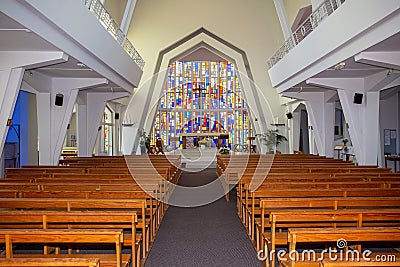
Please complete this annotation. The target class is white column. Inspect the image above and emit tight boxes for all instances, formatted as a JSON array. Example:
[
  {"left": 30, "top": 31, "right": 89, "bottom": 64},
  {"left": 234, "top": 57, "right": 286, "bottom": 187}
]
[
  {"left": 113, "top": 103, "right": 122, "bottom": 155},
  {"left": 338, "top": 90, "right": 380, "bottom": 165},
  {"left": 77, "top": 103, "right": 89, "bottom": 157},
  {"left": 0, "top": 68, "right": 24, "bottom": 154},
  {"left": 0, "top": 51, "right": 68, "bottom": 165},
  {"left": 36, "top": 92, "right": 51, "bottom": 164},
  {"left": 284, "top": 92, "right": 335, "bottom": 157},
  {"left": 77, "top": 92, "right": 128, "bottom": 157},
  {"left": 273, "top": 0, "right": 292, "bottom": 40},
  {"left": 35, "top": 78, "right": 108, "bottom": 165},
  {"left": 37, "top": 88, "right": 79, "bottom": 165},
  {"left": 306, "top": 77, "right": 386, "bottom": 165},
  {"left": 120, "top": 0, "right": 137, "bottom": 35},
  {"left": 305, "top": 98, "right": 335, "bottom": 158},
  {"left": 285, "top": 102, "right": 303, "bottom": 154},
  {"left": 293, "top": 110, "right": 302, "bottom": 152},
  {"left": 287, "top": 112, "right": 294, "bottom": 154},
  {"left": 307, "top": 117, "right": 316, "bottom": 154}
]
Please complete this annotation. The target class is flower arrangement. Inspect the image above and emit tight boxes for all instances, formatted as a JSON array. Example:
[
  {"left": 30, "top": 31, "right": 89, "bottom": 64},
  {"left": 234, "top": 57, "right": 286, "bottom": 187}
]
[{"left": 198, "top": 139, "right": 208, "bottom": 146}]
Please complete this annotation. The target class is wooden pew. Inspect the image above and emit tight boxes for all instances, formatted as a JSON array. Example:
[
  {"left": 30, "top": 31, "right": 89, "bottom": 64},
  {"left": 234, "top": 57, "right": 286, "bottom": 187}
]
[
  {"left": 245, "top": 188, "right": 400, "bottom": 238},
  {"left": 280, "top": 227, "right": 400, "bottom": 267},
  {"left": 256, "top": 196, "right": 400, "bottom": 249},
  {"left": 320, "top": 255, "right": 400, "bottom": 266},
  {"left": 0, "top": 257, "right": 100, "bottom": 267},
  {"left": 0, "top": 188, "right": 166, "bottom": 242},
  {"left": 0, "top": 211, "right": 141, "bottom": 267},
  {"left": 0, "top": 198, "right": 149, "bottom": 260},
  {"left": 262, "top": 208, "right": 400, "bottom": 266},
  {"left": 0, "top": 229, "right": 129, "bottom": 267}
]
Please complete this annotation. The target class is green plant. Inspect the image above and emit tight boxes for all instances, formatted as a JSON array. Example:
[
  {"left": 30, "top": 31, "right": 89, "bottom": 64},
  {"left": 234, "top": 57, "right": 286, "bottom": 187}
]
[
  {"left": 342, "top": 138, "right": 348, "bottom": 146},
  {"left": 219, "top": 147, "right": 230, "bottom": 154},
  {"left": 257, "top": 129, "right": 287, "bottom": 153}
]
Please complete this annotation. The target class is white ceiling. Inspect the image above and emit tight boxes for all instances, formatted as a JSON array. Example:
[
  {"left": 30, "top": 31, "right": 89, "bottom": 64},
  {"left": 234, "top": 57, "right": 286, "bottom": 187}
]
[
  {"left": 0, "top": 12, "right": 126, "bottom": 94},
  {"left": 285, "top": 32, "right": 400, "bottom": 99}
]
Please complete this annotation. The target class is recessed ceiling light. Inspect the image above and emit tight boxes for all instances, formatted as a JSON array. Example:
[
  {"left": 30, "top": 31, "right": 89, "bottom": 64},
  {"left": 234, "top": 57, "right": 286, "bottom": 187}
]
[
  {"left": 334, "top": 62, "right": 346, "bottom": 70},
  {"left": 76, "top": 62, "right": 86, "bottom": 68}
]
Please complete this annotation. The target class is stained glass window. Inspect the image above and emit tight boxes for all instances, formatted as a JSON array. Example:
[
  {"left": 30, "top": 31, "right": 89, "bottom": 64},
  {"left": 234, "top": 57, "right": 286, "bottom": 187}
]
[
  {"left": 152, "top": 60, "right": 250, "bottom": 150},
  {"left": 102, "top": 106, "right": 113, "bottom": 155}
]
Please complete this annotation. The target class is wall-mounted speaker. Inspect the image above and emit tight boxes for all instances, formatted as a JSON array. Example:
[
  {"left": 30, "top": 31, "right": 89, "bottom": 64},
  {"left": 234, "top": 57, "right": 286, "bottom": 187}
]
[
  {"left": 55, "top": 93, "right": 64, "bottom": 106},
  {"left": 286, "top": 112, "right": 293, "bottom": 119},
  {"left": 353, "top": 93, "right": 363, "bottom": 104},
  {"left": 115, "top": 113, "right": 120, "bottom": 120}
]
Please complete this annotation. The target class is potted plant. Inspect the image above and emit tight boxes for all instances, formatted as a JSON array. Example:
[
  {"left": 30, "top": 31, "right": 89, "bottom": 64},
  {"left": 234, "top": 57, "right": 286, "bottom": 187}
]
[
  {"left": 257, "top": 129, "right": 287, "bottom": 154},
  {"left": 219, "top": 146, "right": 230, "bottom": 154},
  {"left": 342, "top": 138, "right": 349, "bottom": 152}
]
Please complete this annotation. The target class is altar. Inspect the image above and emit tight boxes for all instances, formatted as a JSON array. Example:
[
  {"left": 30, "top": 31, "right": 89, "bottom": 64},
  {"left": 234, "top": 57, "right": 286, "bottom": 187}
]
[{"left": 180, "top": 133, "right": 229, "bottom": 149}]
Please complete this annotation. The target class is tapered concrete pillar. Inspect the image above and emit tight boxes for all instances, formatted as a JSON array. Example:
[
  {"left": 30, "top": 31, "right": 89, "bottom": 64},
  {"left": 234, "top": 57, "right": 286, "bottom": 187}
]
[
  {"left": 0, "top": 51, "right": 67, "bottom": 167},
  {"left": 306, "top": 75, "right": 395, "bottom": 165},
  {"left": 273, "top": 0, "right": 292, "bottom": 40},
  {"left": 284, "top": 92, "right": 335, "bottom": 157},
  {"left": 31, "top": 74, "right": 108, "bottom": 165},
  {"left": 77, "top": 92, "right": 129, "bottom": 157}
]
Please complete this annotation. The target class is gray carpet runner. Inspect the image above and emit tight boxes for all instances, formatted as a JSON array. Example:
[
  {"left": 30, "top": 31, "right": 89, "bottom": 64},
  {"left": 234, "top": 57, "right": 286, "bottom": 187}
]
[{"left": 144, "top": 168, "right": 261, "bottom": 267}]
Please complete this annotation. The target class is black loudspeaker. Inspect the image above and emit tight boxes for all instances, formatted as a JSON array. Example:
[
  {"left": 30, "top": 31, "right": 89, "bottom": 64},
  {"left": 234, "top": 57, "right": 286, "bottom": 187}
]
[
  {"left": 353, "top": 93, "right": 363, "bottom": 104},
  {"left": 55, "top": 93, "right": 64, "bottom": 106},
  {"left": 115, "top": 113, "right": 120, "bottom": 120},
  {"left": 286, "top": 112, "right": 293, "bottom": 119}
]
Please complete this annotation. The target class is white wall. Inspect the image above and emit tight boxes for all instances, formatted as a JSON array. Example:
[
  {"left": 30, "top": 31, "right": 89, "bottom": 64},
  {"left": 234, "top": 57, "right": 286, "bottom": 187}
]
[
  {"left": 283, "top": 0, "right": 311, "bottom": 26},
  {"left": 310, "top": 0, "right": 325, "bottom": 11},
  {"left": 128, "top": 0, "right": 284, "bottom": 113},
  {"left": 104, "top": 0, "right": 128, "bottom": 26},
  {"left": 123, "top": 0, "right": 288, "bottom": 152},
  {"left": 27, "top": 92, "right": 38, "bottom": 165},
  {"left": 379, "top": 91, "right": 399, "bottom": 169}
]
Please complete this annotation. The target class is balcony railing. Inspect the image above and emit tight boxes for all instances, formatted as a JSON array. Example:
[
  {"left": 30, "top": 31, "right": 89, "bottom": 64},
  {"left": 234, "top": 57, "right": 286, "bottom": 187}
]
[
  {"left": 267, "top": 0, "right": 345, "bottom": 69},
  {"left": 84, "top": 0, "right": 145, "bottom": 70}
]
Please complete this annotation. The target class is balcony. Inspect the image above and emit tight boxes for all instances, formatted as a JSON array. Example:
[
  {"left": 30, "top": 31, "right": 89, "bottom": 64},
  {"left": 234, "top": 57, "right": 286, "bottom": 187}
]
[
  {"left": 267, "top": 0, "right": 345, "bottom": 69},
  {"left": 267, "top": 0, "right": 400, "bottom": 93},
  {"left": 84, "top": 0, "right": 145, "bottom": 70}
]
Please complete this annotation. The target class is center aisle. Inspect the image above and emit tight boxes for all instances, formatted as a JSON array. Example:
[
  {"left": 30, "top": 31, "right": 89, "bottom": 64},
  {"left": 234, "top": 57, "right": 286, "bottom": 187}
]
[{"left": 144, "top": 168, "right": 260, "bottom": 267}]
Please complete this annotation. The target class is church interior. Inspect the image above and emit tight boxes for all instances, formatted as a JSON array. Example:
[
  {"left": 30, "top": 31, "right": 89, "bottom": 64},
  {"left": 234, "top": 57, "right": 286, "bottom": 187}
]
[{"left": 0, "top": 0, "right": 399, "bottom": 266}]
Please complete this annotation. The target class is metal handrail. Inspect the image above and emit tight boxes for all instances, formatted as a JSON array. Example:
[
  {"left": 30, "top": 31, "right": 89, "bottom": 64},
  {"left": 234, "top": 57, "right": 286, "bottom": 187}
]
[
  {"left": 84, "top": 0, "right": 145, "bottom": 70},
  {"left": 267, "top": 0, "right": 345, "bottom": 69}
]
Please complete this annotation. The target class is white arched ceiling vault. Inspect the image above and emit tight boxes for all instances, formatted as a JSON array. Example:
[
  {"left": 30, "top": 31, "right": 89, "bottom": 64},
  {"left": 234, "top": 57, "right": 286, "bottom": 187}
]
[{"left": 122, "top": 28, "right": 277, "bottom": 154}]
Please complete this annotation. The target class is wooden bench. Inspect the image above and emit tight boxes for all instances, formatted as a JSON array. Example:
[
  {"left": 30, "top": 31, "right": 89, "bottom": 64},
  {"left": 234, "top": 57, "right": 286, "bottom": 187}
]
[
  {"left": 0, "top": 198, "right": 149, "bottom": 260},
  {"left": 0, "top": 229, "right": 129, "bottom": 267},
  {"left": 0, "top": 257, "right": 100, "bottom": 266},
  {"left": 262, "top": 209, "right": 400, "bottom": 266},
  {"left": 320, "top": 255, "right": 400, "bottom": 266},
  {"left": 0, "top": 210, "right": 141, "bottom": 267},
  {"left": 280, "top": 227, "right": 400, "bottom": 267},
  {"left": 245, "top": 188, "right": 400, "bottom": 239},
  {"left": 256, "top": 196, "right": 400, "bottom": 248}
]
